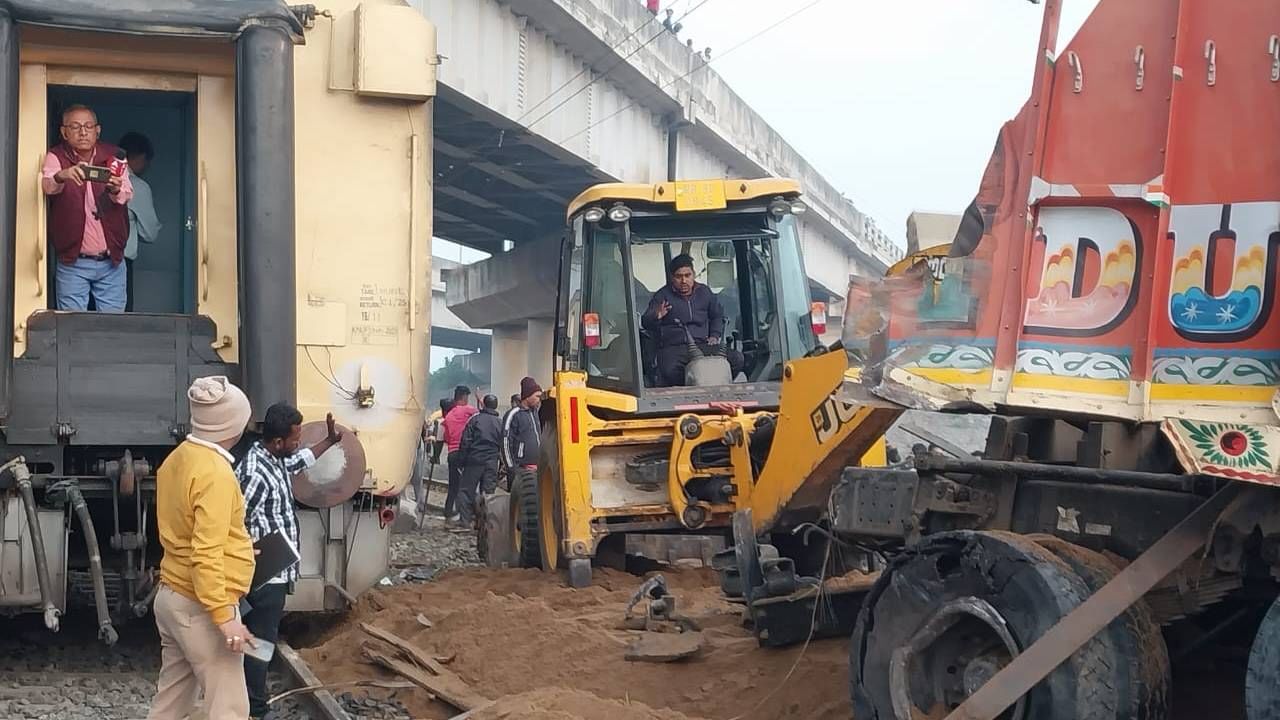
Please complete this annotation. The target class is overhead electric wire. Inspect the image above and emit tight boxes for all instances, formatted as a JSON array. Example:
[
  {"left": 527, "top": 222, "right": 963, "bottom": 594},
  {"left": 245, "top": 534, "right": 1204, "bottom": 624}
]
[{"left": 557, "top": 0, "right": 831, "bottom": 147}]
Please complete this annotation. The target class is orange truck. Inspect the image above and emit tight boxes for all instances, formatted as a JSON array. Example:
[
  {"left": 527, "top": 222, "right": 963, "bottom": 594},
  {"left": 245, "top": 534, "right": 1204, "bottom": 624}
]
[{"left": 721, "top": 2, "right": 1280, "bottom": 719}]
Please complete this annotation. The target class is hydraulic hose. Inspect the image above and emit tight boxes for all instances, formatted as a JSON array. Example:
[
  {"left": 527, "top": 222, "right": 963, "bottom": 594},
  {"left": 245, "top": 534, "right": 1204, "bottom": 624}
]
[
  {"left": 13, "top": 461, "right": 59, "bottom": 631},
  {"left": 68, "top": 485, "right": 118, "bottom": 645}
]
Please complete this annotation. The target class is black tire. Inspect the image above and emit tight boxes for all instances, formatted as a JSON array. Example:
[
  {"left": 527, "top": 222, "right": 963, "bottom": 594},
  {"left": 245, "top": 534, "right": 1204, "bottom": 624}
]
[
  {"left": 509, "top": 469, "right": 542, "bottom": 568},
  {"left": 537, "top": 422, "right": 566, "bottom": 572},
  {"left": 851, "top": 530, "right": 1124, "bottom": 720},
  {"left": 1247, "top": 596, "right": 1280, "bottom": 720},
  {"left": 1033, "top": 536, "right": 1170, "bottom": 720}
]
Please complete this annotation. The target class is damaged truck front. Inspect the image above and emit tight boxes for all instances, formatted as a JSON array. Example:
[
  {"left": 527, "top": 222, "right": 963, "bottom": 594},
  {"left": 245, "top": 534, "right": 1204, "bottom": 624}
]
[{"left": 723, "top": 2, "right": 1280, "bottom": 719}]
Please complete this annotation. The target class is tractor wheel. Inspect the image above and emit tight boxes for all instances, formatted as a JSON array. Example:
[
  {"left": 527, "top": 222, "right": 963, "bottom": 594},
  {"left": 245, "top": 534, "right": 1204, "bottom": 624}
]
[
  {"left": 1033, "top": 536, "right": 1170, "bottom": 720},
  {"left": 508, "top": 469, "right": 542, "bottom": 568},
  {"left": 851, "top": 530, "right": 1133, "bottom": 720},
  {"left": 477, "top": 491, "right": 512, "bottom": 567},
  {"left": 1246, "top": 596, "right": 1280, "bottom": 720},
  {"left": 536, "top": 423, "right": 565, "bottom": 573}
]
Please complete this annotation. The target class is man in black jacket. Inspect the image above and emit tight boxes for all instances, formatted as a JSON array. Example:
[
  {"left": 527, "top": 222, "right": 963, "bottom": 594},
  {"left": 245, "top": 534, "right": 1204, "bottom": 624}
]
[
  {"left": 456, "top": 394, "right": 503, "bottom": 529},
  {"left": 507, "top": 377, "right": 542, "bottom": 470},
  {"left": 641, "top": 253, "right": 743, "bottom": 386}
]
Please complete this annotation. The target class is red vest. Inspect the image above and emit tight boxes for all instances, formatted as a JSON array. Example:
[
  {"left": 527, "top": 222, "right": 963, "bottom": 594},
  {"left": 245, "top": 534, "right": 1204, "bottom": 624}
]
[{"left": 47, "top": 143, "right": 129, "bottom": 265}]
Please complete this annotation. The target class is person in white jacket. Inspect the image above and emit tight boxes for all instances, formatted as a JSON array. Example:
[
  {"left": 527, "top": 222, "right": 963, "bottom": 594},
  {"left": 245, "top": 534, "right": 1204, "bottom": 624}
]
[{"left": 118, "top": 132, "right": 162, "bottom": 312}]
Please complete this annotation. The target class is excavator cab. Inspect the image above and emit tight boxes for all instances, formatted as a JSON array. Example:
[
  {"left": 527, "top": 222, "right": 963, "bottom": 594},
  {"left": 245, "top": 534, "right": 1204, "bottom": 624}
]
[
  {"left": 559, "top": 179, "right": 822, "bottom": 407},
  {"left": 488, "top": 178, "right": 895, "bottom": 589}
]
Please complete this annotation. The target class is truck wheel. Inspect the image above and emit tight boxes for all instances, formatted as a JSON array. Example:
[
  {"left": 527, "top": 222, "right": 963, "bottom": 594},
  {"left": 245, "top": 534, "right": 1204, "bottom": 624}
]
[
  {"left": 509, "top": 470, "right": 542, "bottom": 568},
  {"left": 851, "top": 530, "right": 1128, "bottom": 720},
  {"left": 1033, "top": 536, "right": 1170, "bottom": 720},
  {"left": 1246, "top": 596, "right": 1280, "bottom": 720}
]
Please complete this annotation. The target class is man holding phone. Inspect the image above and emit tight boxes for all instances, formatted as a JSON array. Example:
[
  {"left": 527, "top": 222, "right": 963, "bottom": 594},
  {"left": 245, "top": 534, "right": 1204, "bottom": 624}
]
[
  {"left": 41, "top": 104, "right": 133, "bottom": 312},
  {"left": 236, "top": 404, "right": 343, "bottom": 720}
]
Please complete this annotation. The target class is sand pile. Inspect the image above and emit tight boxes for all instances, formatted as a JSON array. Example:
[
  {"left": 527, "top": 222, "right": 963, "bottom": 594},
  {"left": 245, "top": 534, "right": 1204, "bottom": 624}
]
[{"left": 300, "top": 567, "right": 852, "bottom": 719}]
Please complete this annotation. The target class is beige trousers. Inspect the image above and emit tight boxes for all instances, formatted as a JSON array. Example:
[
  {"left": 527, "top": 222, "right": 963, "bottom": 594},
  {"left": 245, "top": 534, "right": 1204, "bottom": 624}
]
[{"left": 147, "top": 585, "right": 249, "bottom": 720}]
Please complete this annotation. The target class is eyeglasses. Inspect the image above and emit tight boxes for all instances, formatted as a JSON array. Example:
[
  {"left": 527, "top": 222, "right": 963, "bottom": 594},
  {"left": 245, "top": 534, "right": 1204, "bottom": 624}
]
[{"left": 62, "top": 123, "right": 99, "bottom": 133}]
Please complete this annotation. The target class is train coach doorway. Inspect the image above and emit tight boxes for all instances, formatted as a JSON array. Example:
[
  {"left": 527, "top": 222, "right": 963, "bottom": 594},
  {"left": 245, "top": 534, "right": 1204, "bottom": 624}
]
[
  {"left": 16, "top": 51, "right": 241, "bottom": 365},
  {"left": 47, "top": 84, "right": 196, "bottom": 315}
]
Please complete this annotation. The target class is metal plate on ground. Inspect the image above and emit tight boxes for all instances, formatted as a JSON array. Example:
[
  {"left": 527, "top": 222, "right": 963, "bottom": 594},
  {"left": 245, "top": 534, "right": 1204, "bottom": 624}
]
[
  {"left": 292, "top": 420, "right": 366, "bottom": 508},
  {"left": 625, "top": 631, "right": 704, "bottom": 663}
]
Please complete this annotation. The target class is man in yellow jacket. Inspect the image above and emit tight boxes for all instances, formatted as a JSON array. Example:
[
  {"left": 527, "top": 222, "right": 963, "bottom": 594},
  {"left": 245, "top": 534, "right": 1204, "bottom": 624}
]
[{"left": 147, "top": 376, "right": 256, "bottom": 720}]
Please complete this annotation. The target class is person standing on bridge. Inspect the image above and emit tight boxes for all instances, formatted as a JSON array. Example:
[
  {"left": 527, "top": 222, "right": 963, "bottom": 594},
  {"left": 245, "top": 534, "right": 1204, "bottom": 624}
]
[
  {"left": 441, "top": 385, "right": 477, "bottom": 528},
  {"left": 42, "top": 104, "right": 134, "bottom": 312},
  {"left": 148, "top": 376, "right": 255, "bottom": 720},
  {"left": 236, "top": 404, "right": 343, "bottom": 720}
]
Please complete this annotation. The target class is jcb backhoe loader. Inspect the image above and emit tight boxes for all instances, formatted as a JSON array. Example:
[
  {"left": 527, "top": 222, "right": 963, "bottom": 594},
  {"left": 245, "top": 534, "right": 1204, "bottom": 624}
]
[{"left": 491, "top": 178, "right": 899, "bottom": 587}]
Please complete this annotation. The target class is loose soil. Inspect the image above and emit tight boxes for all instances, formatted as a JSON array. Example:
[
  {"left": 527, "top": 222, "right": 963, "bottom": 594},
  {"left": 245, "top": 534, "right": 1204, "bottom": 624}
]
[{"left": 300, "top": 566, "right": 851, "bottom": 720}]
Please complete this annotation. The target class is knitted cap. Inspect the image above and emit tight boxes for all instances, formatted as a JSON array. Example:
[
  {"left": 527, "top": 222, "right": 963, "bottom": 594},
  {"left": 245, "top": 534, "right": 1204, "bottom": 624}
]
[
  {"left": 187, "top": 376, "right": 252, "bottom": 444},
  {"left": 520, "top": 376, "right": 542, "bottom": 400}
]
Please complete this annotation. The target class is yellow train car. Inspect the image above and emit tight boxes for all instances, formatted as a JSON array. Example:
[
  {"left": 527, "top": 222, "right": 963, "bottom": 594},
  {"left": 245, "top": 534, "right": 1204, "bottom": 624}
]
[{"left": 0, "top": 0, "right": 434, "bottom": 638}]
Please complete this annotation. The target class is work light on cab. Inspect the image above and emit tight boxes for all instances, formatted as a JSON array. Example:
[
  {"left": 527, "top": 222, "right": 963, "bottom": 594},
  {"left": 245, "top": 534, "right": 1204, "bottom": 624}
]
[
  {"left": 583, "top": 206, "right": 605, "bottom": 223},
  {"left": 607, "top": 203, "right": 632, "bottom": 223}
]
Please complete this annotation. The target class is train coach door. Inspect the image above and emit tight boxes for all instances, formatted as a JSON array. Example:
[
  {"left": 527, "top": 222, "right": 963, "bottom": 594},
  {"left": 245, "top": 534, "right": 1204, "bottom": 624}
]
[{"left": 14, "top": 33, "right": 239, "bottom": 364}]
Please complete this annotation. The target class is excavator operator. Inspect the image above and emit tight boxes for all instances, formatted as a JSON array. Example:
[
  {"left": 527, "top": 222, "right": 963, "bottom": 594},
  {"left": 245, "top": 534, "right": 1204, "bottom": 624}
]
[{"left": 641, "top": 254, "right": 744, "bottom": 386}]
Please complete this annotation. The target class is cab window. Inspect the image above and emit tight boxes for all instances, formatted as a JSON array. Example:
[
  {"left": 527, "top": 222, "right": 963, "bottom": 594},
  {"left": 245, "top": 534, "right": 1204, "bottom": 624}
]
[
  {"left": 582, "top": 225, "right": 637, "bottom": 392},
  {"left": 774, "top": 215, "right": 819, "bottom": 358}
]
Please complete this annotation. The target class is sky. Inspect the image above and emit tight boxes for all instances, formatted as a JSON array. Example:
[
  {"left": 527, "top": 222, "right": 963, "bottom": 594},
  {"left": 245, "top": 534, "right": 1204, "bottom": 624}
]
[{"left": 676, "top": 0, "right": 1102, "bottom": 246}]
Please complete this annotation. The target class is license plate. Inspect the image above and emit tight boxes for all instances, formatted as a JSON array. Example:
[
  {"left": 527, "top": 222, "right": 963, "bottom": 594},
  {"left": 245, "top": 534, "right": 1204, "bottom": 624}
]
[{"left": 674, "top": 180, "right": 727, "bottom": 211}]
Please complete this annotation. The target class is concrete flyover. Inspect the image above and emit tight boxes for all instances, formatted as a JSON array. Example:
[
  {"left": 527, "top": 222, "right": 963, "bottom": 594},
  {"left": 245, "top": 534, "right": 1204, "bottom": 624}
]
[{"left": 415, "top": 0, "right": 903, "bottom": 395}]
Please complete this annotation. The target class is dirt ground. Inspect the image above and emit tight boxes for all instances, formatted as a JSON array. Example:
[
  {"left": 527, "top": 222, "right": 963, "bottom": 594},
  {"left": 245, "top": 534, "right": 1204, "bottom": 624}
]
[{"left": 301, "top": 566, "right": 852, "bottom": 720}]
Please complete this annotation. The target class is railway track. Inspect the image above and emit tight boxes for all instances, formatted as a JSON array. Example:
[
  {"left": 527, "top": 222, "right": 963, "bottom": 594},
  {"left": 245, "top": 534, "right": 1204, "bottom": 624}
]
[{"left": 276, "top": 642, "right": 354, "bottom": 720}]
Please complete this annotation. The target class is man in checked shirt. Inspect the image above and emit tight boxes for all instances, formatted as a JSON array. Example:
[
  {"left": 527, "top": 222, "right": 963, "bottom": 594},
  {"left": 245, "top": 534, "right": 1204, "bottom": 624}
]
[{"left": 236, "top": 403, "right": 342, "bottom": 719}]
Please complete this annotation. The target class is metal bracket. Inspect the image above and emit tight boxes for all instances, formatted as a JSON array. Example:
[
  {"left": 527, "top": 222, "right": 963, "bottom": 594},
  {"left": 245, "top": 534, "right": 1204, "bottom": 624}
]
[
  {"left": 1205, "top": 40, "right": 1217, "bottom": 86},
  {"left": 1067, "top": 51, "right": 1083, "bottom": 93},
  {"left": 1134, "top": 45, "right": 1145, "bottom": 90},
  {"left": 1270, "top": 35, "right": 1280, "bottom": 82}
]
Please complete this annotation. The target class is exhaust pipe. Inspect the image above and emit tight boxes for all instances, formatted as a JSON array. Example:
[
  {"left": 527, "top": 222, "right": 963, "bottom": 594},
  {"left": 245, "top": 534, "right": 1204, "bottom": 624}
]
[
  {"left": 68, "top": 485, "right": 118, "bottom": 645},
  {"left": 11, "top": 460, "right": 59, "bottom": 632}
]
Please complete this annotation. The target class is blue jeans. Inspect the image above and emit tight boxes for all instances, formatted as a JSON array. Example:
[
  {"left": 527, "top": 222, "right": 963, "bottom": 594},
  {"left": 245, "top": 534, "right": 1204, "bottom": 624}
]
[{"left": 55, "top": 257, "right": 126, "bottom": 312}]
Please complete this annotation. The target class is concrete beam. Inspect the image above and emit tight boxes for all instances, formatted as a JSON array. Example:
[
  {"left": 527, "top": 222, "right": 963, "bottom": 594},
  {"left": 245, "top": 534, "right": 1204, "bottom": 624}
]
[{"left": 443, "top": 234, "right": 561, "bottom": 329}]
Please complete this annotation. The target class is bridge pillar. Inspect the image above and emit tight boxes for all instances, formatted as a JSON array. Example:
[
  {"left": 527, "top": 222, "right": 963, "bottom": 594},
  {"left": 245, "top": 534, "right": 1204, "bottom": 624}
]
[
  {"left": 490, "top": 324, "right": 528, "bottom": 401},
  {"left": 526, "top": 318, "right": 554, "bottom": 388}
]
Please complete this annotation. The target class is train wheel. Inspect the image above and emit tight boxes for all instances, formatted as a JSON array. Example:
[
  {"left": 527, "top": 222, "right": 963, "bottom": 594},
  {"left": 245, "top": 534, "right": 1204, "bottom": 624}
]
[
  {"left": 1033, "top": 536, "right": 1170, "bottom": 720},
  {"left": 1246, "top": 596, "right": 1280, "bottom": 720},
  {"left": 851, "top": 530, "right": 1133, "bottom": 720}
]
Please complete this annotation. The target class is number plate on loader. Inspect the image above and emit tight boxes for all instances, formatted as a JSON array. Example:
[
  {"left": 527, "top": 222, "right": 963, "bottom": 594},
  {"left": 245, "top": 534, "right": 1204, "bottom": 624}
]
[{"left": 674, "top": 180, "right": 727, "bottom": 211}]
